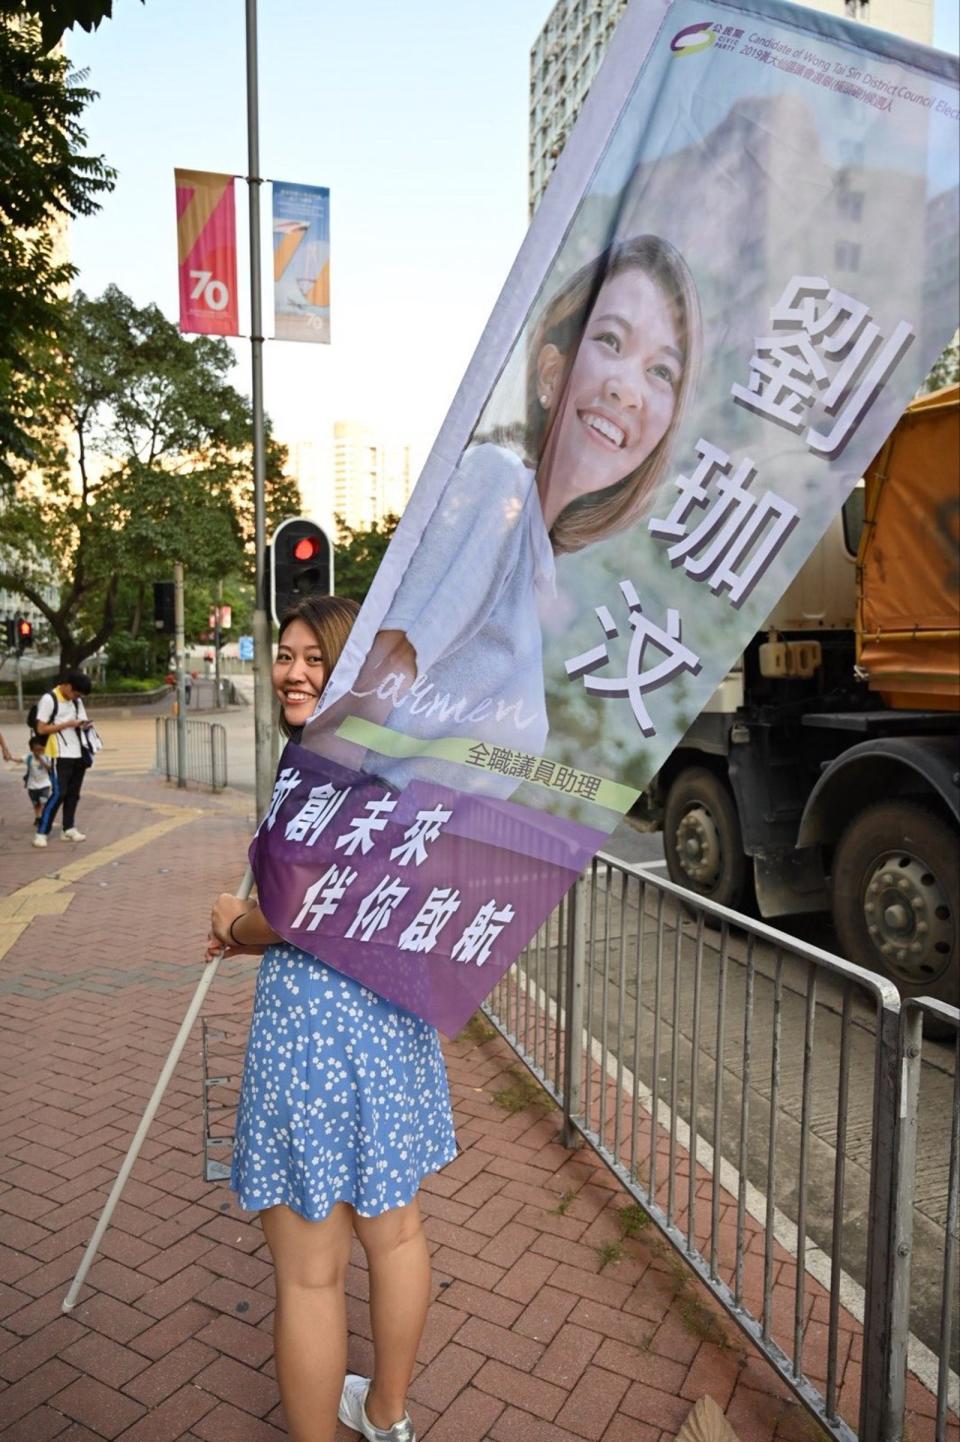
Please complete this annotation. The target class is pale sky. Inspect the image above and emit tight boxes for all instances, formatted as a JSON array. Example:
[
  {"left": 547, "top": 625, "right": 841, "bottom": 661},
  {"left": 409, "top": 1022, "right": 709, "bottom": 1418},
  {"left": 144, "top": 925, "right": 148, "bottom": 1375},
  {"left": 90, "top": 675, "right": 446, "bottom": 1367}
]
[
  {"left": 71, "top": 0, "right": 959, "bottom": 514},
  {"left": 70, "top": 0, "right": 550, "bottom": 498}
]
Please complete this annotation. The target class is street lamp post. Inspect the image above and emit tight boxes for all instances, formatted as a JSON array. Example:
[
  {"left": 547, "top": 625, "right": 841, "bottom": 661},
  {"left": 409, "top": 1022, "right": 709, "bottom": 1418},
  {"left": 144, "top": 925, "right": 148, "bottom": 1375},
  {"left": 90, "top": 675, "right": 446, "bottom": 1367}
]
[
  {"left": 245, "top": 0, "right": 275, "bottom": 823},
  {"left": 173, "top": 561, "right": 187, "bottom": 789}
]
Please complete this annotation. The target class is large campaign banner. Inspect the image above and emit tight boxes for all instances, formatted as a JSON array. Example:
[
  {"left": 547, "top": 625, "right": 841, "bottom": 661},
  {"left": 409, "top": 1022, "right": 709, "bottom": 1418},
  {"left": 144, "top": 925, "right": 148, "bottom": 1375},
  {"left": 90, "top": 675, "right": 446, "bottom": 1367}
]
[
  {"left": 251, "top": 0, "right": 959, "bottom": 1035},
  {"left": 273, "top": 181, "right": 331, "bottom": 343},
  {"left": 174, "top": 169, "right": 239, "bottom": 336}
]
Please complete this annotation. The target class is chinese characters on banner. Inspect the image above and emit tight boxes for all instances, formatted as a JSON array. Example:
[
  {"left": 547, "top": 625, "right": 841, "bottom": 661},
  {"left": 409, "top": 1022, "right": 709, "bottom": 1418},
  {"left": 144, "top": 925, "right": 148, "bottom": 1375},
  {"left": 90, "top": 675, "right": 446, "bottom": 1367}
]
[
  {"left": 251, "top": 0, "right": 958, "bottom": 1033},
  {"left": 174, "top": 170, "right": 239, "bottom": 336},
  {"left": 249, "top": 750, "right": 606, "bottom": 1036}
]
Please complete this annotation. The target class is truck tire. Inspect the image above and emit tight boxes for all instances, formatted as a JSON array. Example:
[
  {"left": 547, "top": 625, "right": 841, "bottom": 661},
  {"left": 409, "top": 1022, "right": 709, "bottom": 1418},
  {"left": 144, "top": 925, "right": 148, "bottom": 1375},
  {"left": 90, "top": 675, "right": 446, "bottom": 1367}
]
[
  {"left": 663, "top": 767, "right": 749, "bottom": 912},
  {"left": 832, "top": 801, "right": 959, "bottom": 1011}
]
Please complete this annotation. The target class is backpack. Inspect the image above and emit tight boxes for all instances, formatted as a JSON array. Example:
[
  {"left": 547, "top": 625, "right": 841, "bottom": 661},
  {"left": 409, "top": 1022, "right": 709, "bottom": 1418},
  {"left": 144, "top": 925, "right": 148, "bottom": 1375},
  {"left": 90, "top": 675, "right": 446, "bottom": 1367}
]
[{"left": 26, "top": 691, "right": 59, "bottom": 735}]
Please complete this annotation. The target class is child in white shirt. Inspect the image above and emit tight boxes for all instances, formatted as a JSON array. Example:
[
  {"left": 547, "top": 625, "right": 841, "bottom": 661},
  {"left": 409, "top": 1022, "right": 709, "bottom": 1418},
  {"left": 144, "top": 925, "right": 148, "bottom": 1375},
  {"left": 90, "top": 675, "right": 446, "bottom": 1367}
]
[{"left": 24, "top": 736, "right": 53, "bottom": 827}]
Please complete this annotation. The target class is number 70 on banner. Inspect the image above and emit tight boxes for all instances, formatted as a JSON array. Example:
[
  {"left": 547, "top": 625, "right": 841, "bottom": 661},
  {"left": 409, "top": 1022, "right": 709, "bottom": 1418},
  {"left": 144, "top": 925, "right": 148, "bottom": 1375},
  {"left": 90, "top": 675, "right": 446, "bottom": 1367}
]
[{"left": 189, "top": 270, "right": 230, "bottom": 312}]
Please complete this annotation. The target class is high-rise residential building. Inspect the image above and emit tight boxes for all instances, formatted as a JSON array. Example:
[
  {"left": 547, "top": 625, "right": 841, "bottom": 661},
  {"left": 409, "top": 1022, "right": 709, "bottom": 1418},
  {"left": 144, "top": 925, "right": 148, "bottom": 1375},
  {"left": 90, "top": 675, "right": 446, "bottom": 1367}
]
[
  {"left": 528, "top": 0, "right": 934, "bottom": 213},
  {"left": 333, "top": 421, "right": 413, "bottom": 535},
  {"left": 286, "top": 437, "right": 335, "bottom": 539}
]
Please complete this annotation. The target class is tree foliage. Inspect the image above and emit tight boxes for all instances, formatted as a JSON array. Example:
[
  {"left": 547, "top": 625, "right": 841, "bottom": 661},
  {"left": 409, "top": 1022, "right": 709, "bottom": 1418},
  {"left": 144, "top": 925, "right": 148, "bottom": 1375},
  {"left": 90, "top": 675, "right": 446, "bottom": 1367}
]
[
  {"left": 921, "top": 336, "right": 960, "bottom": 396},
  {"left": 1, "top": 285, "right": 301, "bottom": 669},
  {"left": 0, "top": 2, "right": 139, "bottom": 52},
  {"left": 0, "top": 14, "right": 115, "bottom": 484},
  {"left": 333, "top": 514, "right": 400, "bottom": 605}
]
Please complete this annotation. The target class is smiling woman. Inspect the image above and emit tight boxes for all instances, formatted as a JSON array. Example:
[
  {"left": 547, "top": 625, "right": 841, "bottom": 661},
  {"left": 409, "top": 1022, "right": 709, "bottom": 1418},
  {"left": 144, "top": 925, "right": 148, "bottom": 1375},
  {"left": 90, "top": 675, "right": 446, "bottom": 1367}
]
[{"left": 274, "top": 595, "right": 360, "bottom": 736}]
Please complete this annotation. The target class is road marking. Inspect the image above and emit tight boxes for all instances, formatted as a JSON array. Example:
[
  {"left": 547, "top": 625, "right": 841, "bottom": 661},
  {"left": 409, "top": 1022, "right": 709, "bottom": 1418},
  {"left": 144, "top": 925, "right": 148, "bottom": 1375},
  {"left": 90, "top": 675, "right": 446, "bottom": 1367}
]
[
  {"left": 0, "top": 812, "right": 196, "bottom": 963},
  {"left": 85, "top": 785, "right": 201, "bottom": 817}
]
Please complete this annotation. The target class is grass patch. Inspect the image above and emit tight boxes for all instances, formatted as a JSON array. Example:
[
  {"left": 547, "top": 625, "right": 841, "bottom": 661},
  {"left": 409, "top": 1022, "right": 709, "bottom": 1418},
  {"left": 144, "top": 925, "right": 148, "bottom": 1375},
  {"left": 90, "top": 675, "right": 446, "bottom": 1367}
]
[
  {"left": 615, "top": 1203, "right": 650, "bottom": 1239},
  {"left": 676, "top": 1291, "right": 730, "bottom": 1348},
  {"left": 457, "top": 1013, "right": 497, "bottom": 1046},
  {"left": 491, "top": 1066, "right": 556, "bottom": 1116},
  {"left": 551, "top": 1190, "right": 577, "bottom": 1216},
  {"left": 660, "top": 1251, "right": 731, "bottom": 1348},
  {"left": 596, "top": 1241, "right": 624, "bottom": 1270}
]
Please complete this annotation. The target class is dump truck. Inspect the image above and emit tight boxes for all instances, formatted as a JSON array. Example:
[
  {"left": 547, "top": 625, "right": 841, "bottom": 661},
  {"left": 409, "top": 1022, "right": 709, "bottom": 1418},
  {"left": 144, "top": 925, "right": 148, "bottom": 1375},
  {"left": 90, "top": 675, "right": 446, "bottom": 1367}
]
[{"left": 639, "top": 383, "right": 960, "bottom": 1007}]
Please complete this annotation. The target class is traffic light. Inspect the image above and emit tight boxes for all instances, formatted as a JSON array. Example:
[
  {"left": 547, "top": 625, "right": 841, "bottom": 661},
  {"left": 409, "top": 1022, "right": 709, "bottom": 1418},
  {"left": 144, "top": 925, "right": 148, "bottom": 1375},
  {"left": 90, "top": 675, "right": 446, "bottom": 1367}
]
[
  {"left": 268, "top": 517, "right": 333, "bottom": 626},
  {"left": 16, "top": 617, "right": 33, "bottom": 654},
  {"left": 153, "top": 581, "right": 175, "bottom": 635},
  {"left": 3, "top": 618, "right": 15, "bottom": 649}
]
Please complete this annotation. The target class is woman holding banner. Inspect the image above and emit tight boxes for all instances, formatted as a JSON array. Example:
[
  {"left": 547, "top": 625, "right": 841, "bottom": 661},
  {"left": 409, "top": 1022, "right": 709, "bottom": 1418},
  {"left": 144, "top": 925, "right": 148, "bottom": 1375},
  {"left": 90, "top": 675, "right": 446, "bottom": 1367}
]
[{"left": 208, "top": 595, "right": 457, "bottom": 1442}]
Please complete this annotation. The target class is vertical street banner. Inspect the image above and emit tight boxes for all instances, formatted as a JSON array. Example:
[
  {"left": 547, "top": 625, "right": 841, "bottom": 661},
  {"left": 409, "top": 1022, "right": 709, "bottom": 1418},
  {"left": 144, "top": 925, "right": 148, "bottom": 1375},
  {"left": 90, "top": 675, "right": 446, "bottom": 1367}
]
[
  {"left": 273, "top": 181, "right": 331, "bottom": 344},
  {"left": 174, "top": 170, "right": 239, "bottom": 336},
  {"left": 250, "top": 0, "right": 959, "bottom": 1035}
]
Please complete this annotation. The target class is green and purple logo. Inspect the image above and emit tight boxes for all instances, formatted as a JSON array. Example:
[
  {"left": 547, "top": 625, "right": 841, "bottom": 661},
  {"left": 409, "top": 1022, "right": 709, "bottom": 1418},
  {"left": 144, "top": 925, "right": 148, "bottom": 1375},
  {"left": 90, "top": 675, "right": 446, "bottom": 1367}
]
[{"left": 671, "top": 20, "right": 718, "bottom": 54}]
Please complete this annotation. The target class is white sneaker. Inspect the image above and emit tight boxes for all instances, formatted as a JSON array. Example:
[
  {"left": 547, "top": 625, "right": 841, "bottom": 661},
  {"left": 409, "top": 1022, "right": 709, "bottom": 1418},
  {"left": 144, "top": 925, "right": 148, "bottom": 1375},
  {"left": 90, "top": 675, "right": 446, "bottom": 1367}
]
[
  {"left": 338, "top": 1375, "right": 416, "bottom": 1442},
  {"left": 33, "top": 834, "right": 48, "bottom": 848},
  {"left": 62, "top": 828, "right": 86, "bottom": 842}
]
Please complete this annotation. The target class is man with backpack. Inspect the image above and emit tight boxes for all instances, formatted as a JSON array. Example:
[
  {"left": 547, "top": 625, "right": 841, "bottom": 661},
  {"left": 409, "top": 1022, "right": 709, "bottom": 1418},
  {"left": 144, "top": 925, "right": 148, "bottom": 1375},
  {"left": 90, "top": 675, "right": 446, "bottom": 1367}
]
[{"left": 31, "top": 671, "right": 95, "bottom": 849}]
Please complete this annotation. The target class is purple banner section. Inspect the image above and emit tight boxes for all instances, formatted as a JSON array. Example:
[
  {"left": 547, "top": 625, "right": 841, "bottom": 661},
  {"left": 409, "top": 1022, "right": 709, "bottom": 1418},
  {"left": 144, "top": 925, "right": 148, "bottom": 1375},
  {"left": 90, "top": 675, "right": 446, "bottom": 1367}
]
[{"left": 250, "top": 741, "right": 605, "bottom": 1036}]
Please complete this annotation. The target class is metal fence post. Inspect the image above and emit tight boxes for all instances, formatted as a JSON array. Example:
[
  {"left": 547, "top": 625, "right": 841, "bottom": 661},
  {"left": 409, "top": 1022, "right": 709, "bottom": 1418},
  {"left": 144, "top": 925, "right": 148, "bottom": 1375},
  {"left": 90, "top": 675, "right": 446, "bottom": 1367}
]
[
  {"left": 859, "top": 998, "right": 921, "bottom": 1441},
  {"left": 561, "top": 875, "right": 586, "bottom": 1149}
]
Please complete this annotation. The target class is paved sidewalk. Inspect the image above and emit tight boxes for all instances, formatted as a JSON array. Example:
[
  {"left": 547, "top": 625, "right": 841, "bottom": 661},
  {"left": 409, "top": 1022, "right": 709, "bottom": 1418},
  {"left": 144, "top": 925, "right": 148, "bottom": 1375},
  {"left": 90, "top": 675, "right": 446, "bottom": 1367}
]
[{"left": 0, "top": 765, "right": 949, "bottom": 1441}]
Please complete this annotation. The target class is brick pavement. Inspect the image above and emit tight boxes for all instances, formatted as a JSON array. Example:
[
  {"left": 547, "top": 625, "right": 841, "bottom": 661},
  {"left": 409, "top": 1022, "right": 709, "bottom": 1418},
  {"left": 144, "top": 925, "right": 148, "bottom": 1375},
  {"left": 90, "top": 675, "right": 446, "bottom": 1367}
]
[{"left": 0, "top": 763, "right": 954, "bottom": 1442}]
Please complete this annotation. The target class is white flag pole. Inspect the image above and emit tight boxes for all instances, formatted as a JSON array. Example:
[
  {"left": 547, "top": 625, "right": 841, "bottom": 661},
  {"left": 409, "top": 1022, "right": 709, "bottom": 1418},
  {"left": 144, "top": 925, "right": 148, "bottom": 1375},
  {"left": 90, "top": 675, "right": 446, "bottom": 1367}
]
[{"left": 62, "top": 866, "right": 254, "bottom": 1313}]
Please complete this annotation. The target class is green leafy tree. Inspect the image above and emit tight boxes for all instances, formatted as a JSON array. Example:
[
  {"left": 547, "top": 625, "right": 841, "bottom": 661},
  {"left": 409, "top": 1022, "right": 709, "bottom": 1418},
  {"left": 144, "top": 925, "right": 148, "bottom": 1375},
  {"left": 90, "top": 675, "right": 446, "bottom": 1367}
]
[
  {"left": 333, "top": 514, "right": 400, "bottom": 605},
  {"left": 0, "top": 3, "right": 140, "bottom": 51},
  {"left": 0, "top": 14, "right": 115, "bottom": 484},
  {"left": 920, "top": 336, "right": 960, "bottom": 395},
  {"left": 1, "top": 285, "right": 301, "bottom": 670}
]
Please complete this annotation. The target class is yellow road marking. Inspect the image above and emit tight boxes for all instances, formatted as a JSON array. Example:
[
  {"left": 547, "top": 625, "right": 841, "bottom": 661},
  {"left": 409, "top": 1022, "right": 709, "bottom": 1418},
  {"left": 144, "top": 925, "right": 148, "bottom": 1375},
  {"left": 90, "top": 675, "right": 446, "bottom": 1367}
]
[
  {"left": 0, "top": 812, "right": 196, "bottom": 963},
  {"left": 85, "top": 786, "right": 201, "bottom": 817}
]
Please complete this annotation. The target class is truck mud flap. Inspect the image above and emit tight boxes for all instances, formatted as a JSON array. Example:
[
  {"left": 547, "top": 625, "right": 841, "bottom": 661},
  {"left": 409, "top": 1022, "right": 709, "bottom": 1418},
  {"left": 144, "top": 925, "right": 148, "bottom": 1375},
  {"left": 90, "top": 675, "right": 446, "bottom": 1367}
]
[{"left": 753, "top": 846, "right": 829, "bottom": 918}]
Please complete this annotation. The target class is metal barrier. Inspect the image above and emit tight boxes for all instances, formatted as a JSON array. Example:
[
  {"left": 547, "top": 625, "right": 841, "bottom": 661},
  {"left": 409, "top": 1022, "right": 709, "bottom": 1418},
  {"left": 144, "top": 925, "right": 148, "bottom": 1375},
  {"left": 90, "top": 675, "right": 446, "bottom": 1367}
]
[
  {"left": 483, "top": 854, "right": 959, "bottom": 1442},
  {"left": 154, "top": 717, "right": 228, "bottom": 790}
]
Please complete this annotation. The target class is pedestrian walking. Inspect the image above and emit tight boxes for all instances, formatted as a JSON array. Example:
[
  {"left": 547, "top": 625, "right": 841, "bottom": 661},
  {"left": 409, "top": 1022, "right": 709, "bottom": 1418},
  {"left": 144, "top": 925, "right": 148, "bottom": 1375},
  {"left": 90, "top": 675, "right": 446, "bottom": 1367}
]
[
  {"left": 23, "top": 735, "right": 53, "bottom": 827},
  {"left": 206, "top": 594, "right": 456, "bottom": 1442},
  {"left": 32, "top": 670, "right": 95, "bottom": 848}
]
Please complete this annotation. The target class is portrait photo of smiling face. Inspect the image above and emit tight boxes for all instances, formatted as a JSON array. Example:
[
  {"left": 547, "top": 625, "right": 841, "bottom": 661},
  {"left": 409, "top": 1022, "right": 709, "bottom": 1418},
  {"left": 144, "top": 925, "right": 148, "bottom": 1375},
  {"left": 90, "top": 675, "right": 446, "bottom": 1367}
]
[
  {"left": 538, "top": 268, "right": 683, "bottom": 523},
  {"left": 525, "top": 234, "right": 702, "bottom": 555}
]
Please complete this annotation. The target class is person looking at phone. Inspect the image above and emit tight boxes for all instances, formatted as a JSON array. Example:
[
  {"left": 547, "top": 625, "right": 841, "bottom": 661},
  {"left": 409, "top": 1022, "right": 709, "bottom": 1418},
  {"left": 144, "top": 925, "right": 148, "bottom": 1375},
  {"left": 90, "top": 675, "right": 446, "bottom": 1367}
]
[{"left": 33, "top": 670, "right": 94, "bottom": 848}]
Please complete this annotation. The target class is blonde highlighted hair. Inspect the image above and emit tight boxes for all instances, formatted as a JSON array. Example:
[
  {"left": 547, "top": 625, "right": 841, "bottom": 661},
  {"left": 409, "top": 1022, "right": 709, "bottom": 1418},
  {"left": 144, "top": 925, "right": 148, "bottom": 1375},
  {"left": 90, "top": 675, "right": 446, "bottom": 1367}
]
[{"left": 526, "top": 235, "right": 701, "bottom": 555}]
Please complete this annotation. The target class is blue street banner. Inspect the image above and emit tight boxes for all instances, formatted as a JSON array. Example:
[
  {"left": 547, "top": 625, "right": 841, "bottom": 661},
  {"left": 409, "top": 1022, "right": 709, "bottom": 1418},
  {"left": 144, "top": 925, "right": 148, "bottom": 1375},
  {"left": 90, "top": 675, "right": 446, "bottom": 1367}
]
[
  {"left": 238, "top": 636, "right": 254, "bottom": 662},
  {"left": 251, "top": 0, "right": 959, "bottom": 1034},
  {"left": 273, "top": 180, "right": 330, "bottom": 343}
]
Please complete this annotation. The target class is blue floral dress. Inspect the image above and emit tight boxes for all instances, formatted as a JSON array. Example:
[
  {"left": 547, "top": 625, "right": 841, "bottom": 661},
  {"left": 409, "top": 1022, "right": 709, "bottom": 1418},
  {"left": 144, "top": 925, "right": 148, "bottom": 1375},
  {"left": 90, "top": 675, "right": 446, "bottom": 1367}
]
[{"left": 230, "top": 944, "right": 458, "bottom": 1220}]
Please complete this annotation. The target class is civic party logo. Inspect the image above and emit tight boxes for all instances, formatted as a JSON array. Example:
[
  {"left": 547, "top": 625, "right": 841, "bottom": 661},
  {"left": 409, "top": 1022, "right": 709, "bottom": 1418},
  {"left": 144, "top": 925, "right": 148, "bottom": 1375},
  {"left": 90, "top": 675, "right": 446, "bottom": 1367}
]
[{"left": 671, "top": 21, "right": 718, "bottom": 54}]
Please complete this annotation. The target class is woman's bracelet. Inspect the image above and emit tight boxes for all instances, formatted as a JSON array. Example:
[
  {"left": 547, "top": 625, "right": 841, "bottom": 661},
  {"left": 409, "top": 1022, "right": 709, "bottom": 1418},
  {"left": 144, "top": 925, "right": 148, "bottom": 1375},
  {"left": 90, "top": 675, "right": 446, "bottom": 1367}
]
[{"left": 228, "top": 913, "right": 248, "bottom": 947}]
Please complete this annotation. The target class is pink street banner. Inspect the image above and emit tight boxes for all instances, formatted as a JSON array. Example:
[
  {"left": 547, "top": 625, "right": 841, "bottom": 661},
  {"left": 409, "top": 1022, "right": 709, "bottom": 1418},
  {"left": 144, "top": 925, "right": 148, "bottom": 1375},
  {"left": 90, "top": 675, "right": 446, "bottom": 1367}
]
[
  {"left": 174, "top": 169, "right": 239, "bottom": 336},
  {"left": 251, "top": 0, "right": 959, "bottom": 1035}
]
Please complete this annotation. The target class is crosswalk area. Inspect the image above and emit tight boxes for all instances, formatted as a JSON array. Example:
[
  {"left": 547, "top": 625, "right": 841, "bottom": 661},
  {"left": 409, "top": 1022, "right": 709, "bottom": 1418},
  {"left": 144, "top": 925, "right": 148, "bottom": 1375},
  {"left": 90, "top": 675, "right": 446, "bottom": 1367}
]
[{"left": 86, "top": 717, "right": 160, "bottom": 777}]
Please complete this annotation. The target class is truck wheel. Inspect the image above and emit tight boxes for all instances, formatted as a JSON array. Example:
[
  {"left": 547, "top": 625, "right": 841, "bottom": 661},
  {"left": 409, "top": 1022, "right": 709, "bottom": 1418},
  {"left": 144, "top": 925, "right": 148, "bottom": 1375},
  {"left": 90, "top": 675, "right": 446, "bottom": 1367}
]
[
  {"left": 664, "top": 768, "right": 749, "bottom": 912},
  {"left": 832, "top": 801, "right": 959, "bottom": 1010}
]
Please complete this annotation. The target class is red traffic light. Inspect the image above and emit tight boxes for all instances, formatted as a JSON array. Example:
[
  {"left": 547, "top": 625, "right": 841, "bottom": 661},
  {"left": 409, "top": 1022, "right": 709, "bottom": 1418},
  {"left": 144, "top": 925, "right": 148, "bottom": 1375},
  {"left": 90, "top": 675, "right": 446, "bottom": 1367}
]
[
  {"left": 17, "top": 619, "right": 31, "bottom": 637},
  {"left": 293, "top": 536, "right": 321, "bottom": 562}
]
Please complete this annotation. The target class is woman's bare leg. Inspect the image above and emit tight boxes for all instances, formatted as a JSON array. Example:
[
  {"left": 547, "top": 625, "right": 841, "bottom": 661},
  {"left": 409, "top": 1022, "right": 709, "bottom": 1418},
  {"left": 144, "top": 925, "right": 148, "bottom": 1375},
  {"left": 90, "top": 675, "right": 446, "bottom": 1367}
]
[
  {"left": 353, "top": 1197, "right": 431, "bottom": 1430},
  {"left": 260, "top": 1202, "right": 354, "bottom": 1442}
]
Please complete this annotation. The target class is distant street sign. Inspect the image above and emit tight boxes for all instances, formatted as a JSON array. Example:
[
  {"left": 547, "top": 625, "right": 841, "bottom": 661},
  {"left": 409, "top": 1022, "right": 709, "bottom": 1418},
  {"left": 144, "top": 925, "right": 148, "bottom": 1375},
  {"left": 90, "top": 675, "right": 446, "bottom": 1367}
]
[{"left": 238, "top": 635, "right": 254, "bottom": 661}]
